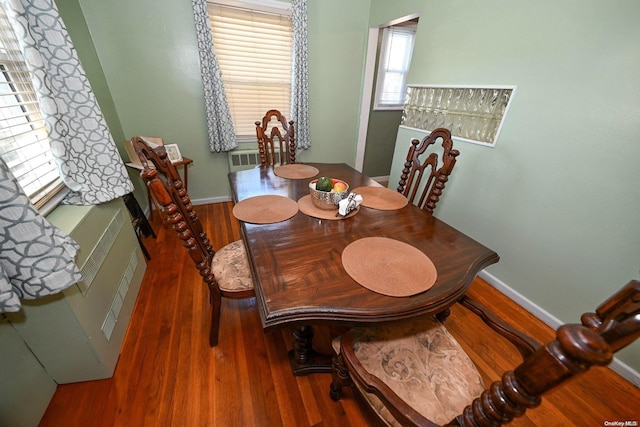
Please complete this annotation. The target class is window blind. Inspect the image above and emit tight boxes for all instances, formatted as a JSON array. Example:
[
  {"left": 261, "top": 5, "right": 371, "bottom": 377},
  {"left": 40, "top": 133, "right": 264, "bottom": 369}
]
[
  {"left": 374, "top": 26, "right": 416, "bottom": 110},
  {"left": 0, "top": 6, "right": 64, "bottom": 208},
  {"left": 208, "top": 3, "right": 292, "bottom": 140}
]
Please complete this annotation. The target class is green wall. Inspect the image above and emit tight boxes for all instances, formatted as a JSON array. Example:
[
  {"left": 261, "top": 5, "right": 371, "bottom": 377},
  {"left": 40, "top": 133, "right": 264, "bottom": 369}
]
[
  {"left": 74, "top": 0, "right": 371, "bottom": 202},
  {"left": 72, "top": 0, "right": 224, "bottom": 202},
  {"left": 0, "top": 317, "right": 57, "bottom": 427},
  {"left": 363, "top": 109, "right": 402, "bottom": 177},
  {"left": 57, "top": 0, "right": 148, "bottom": 206},
  {"left": 374, "top": 0, "right": 640, "bottom": 373},
  {"left": 304, "top": 0, "right": 371, "bottom": 165}
]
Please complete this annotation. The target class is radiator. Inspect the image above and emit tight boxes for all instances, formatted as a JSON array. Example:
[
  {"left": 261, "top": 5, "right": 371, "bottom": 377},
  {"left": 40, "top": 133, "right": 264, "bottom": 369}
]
[
  {"left": 228, "top": 148, "right": 279, "bottom": 172},
  {"left": 77, "top": 208, "right": 126, "bottom": 295},
  {"left": 11, "top": 197, "right": 147, "bottom": 384}
]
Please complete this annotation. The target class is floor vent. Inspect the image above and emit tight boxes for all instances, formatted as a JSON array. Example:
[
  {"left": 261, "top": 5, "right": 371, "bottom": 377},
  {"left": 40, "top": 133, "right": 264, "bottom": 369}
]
[
  {"left": 228, "top": 149, "right": 260, "bottom": 172},
  {"left": 77, "top": 209, "right": 126, "bottom": 295},
  {"left": 228, "top": 148, "right": 278, "bottom": 172},
  {"left": 101, "top": 249, "right": 139, "bottom": 341}
]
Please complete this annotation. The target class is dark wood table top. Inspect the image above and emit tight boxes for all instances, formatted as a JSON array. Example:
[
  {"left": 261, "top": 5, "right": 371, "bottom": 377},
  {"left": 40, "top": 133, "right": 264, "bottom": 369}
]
[{"left": 229, "top": 163, "right": 499, "bottom": 330}]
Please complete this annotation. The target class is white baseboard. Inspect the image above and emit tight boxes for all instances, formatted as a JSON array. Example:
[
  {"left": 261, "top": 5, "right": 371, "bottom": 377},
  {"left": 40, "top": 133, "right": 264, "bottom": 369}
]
[
  {"left": 192, "top": 196, "right": 232, "bottom": 205},
  {"left": 142, "top": 196, "right": 230, "bottom": 216},
  {"left": 478, "top": 270, "right": 640, "bottom": 387},
  {"left": 370, "top": 175, "right": 390, "bottom": 185}
]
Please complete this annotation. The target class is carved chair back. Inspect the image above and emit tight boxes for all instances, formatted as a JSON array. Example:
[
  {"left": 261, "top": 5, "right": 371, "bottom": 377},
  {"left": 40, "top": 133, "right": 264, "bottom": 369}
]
[
  {"left": 397, "top": 128, "right": 460, "bottom": 214},
  {"left": 255, "top": 109, "right": 296, "bottom": 167},
  {"left": 131, "top": 136, "right": 216, "bottom": 293}
]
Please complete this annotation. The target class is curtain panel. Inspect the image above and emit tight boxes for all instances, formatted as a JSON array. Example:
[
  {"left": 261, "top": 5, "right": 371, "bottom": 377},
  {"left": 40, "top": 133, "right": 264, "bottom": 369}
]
[
  {"left": 0, "top": 0, "right": 133, "bottom": 311},
  {"left": 290, "top": 0, "right": 310, "bottom": 149},
  {"left": 191, "top": 0, "right": 237, "bottom": 153},
  {"left": 2, "top": 0, "right": 133, "bottom": 205},
  {"left": 0, "top": 159, "right": 82, "bottom": 313}
]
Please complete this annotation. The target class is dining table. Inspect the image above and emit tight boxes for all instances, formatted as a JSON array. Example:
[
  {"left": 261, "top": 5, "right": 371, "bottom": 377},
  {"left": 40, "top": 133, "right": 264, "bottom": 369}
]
[{"left": 228, "top": 162, "right": 499, "bottom": 375}]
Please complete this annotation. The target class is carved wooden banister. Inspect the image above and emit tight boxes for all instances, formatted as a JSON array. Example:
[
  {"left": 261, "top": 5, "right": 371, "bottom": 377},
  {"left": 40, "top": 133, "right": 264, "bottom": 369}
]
[
  {"left": 455, "top": 324, "right": 613, "bottom": 427},
  {"left": 453, "top": 280, "right": 640, "bottom": 427},
  {"left": 581, "top": 280, "right": 640, "bottom": 352}
]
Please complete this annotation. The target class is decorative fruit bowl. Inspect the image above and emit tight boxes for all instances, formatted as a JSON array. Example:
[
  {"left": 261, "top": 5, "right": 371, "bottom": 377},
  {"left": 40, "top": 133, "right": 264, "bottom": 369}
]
[{"left": 309, "top": 178, "right": 349, "bottom": 210}]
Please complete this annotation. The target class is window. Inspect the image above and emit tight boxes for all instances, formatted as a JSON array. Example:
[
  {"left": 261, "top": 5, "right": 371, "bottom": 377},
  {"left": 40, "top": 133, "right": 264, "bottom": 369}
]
[
  {"left": 0, "top": 5, "right": 64, "bottom": 209},
  {"left": 207, "top": 1, "right": 292, "bottom": 141},
  {"left": 374, "top": 25, "right": 416, "bottom": 110}
]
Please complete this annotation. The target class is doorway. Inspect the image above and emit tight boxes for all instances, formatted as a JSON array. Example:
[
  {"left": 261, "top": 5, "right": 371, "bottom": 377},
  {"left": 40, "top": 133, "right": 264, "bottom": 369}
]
[{"left": 355, "top": 14, "right": 419, "bottom": 181}]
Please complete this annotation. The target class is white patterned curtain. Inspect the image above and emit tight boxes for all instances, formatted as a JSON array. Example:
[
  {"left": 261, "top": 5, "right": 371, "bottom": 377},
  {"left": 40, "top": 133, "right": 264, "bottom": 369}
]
[
  {"left": 191, "top": 0, "right": 237, "bottom": 152},
  {"left": 0, "top": 0, "right": 134, "bottom": 311},
  {"left": 2, "top": 0, "right": 133, "bottom": 204},
  {"left": 291, "top": 0, "right": 310, "bottom": 149},
  {"left": 0, "top": 159, "right": 82, "bottom": 313}
]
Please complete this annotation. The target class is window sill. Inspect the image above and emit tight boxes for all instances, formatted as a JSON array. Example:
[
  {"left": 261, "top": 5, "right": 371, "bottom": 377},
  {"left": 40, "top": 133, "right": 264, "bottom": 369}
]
[
  {"left": 38, "top": 187, "right": 71, "bottom": 217},
  {"left": 373, "top": 105, "right": 403, "bottom": 112},
  {"left": 45, "top": 202, "right": 93, "bottom": 235}
]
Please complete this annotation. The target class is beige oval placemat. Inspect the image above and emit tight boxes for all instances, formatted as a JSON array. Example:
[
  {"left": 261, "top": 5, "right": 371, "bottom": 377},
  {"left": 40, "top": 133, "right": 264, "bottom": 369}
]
[
  {"left": 342, "top": 237, "right": 437, "bottom": 297},
  {"left": 232, "top": 195, "right": 299, "bottom": 224},
  {"left": 297, "top": 195, "right": 358, "bottom": 220},
  {"left": 274, "top": 164, "right": 320, "bottom": 179},
  {"left": 352, "top": 186, "right": 408, "bottom": 210}
]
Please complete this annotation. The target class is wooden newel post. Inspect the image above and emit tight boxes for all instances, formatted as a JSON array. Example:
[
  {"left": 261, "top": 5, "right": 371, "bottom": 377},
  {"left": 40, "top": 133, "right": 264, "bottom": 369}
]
[{"left": 456, "top": 324, "right": 613, "bottom": 427}]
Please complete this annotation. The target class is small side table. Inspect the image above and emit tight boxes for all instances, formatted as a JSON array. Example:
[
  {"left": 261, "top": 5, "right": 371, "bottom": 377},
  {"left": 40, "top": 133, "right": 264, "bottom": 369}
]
[
  {"left": 126, "top": 157, "right": 193, "bottom": 223},
  {"left": 122, "top": 193, "right": 156, "bottom": 260}
]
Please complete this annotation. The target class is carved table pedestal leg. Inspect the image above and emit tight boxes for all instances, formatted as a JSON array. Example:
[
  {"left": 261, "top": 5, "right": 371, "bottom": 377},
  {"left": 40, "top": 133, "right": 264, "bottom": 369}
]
[{"left": 288, "top": 325, "right": 333, "bottom": 376}]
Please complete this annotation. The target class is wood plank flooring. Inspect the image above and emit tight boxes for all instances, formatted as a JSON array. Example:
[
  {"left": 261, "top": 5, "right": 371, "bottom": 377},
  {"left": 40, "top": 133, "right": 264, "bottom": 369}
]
[{"left": 40, "top": 202, "right": 639, "bottom": 426}]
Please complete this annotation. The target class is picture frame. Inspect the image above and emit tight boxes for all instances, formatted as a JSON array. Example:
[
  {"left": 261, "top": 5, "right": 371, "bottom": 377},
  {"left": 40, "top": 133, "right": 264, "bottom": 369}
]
[{"left": 164, "top": 143, "right": 183, "bottom": 163}]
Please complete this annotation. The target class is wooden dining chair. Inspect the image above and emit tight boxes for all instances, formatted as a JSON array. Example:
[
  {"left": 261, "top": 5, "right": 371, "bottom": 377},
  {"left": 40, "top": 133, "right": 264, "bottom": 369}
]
[
  {"left": 131, "top": 136, "right": 254, "bottom": 347},
  {"left": 255, "top": 109, "right": 296, "bottom": 167},
  {"left": 397, "top": 128, "right": 460, "bottom": 214},
  {"left": 330, "top": 280, "right": 640, "bottom": 426}
]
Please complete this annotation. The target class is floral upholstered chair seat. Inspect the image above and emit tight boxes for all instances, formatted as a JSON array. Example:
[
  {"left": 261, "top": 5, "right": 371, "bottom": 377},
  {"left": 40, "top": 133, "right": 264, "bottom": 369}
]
[
  {"left": 211, "top": 240, "right": 253, "bottom": 293},
  {"left": 332, "top": 316, "right": 484, "bottom": 426}
]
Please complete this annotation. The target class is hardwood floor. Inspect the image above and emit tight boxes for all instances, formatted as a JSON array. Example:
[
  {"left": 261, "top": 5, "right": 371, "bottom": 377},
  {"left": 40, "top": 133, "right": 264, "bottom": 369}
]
[{"left": 40, "top": 202, "right": 639, "bottom": 426}]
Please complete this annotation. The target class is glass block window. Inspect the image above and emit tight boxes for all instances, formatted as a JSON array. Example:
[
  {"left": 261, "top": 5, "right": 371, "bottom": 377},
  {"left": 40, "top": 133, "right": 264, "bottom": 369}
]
[{"left": 401, "top": 85, "right": 515, "bottom": 147}]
